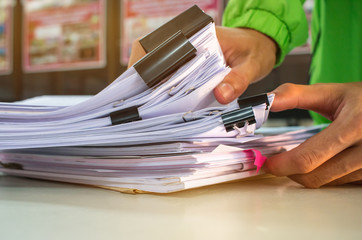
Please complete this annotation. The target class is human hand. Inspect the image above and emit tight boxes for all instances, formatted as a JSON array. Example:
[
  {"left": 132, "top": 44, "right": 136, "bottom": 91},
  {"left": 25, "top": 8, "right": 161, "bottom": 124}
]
[
  {"left": 266, "top": 82, "right": 362, "bottom": 187},
  {"left": 213, "top": 26, "right": 277, "bottom": 104},
  {"left": 127, "top": 26, "right": 277, "bottom": 103}
]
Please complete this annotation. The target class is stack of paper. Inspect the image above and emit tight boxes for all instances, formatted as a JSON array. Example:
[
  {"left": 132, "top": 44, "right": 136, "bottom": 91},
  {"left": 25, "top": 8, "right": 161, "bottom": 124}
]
[
  {"left": 0, "top": 6, "right": 324, "bottom": 193},
  {"left": 0, "top": 125, "right": 323, "bottom": 193}
]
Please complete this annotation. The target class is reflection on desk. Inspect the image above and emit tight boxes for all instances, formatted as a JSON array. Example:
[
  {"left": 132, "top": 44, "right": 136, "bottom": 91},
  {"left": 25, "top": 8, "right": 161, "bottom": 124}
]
[{"left": 0, "top": 173, "right": 361, "bottom": 240}]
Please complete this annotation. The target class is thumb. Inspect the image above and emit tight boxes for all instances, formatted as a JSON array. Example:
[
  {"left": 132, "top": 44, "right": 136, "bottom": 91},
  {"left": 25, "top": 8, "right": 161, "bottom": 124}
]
[{"left": 214, "top": 60, "right": 258, "bottom": 104}]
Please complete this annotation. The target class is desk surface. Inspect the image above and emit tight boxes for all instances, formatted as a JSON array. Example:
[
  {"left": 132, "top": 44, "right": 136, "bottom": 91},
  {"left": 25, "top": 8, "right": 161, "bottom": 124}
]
[{"left": 0, "top": 174, "right": 361, "bottom": 240}]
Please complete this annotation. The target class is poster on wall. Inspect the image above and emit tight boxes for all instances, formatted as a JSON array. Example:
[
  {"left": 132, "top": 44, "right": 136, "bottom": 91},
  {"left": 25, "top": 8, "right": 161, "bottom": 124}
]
[
  {"left": 121, "top": 0, "right": 223, "bottom": 65},
  {"left": 0, "top": 0, "right": 14, "bottom": 75},
  {"left": 23, "top": 0, "right": 106, "bottom": 72}
]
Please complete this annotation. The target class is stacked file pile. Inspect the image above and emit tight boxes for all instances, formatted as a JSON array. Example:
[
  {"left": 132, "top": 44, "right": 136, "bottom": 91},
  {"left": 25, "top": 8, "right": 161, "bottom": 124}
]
[{"left": 0, "top": 6, "right": 322, "bottom": 193}]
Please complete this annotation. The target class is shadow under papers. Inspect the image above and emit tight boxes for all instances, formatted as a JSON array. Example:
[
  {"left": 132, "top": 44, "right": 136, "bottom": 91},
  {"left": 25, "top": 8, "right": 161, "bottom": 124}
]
[{"left": 0, "top": 173, "right": 359, "bottom": 213}]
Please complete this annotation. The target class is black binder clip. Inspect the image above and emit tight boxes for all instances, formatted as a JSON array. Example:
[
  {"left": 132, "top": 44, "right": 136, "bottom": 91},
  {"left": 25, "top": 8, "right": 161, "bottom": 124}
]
[
  {"left": 0, "top": 162, "right": 23, "bottom": 170},
  {"left": 139, "top": 5, "right": 213, "bottom": 53},
  {"left": 134, "top": 5, "right": 213, "bottom": 88},
  {"left": 221, "top": 106, "right": 256, "bottom": 132},
  {"left": 110, "top": 106, "right": 141, "bottom": 125},
  {"left": 238, "top": 93, "right": 270, "bottom": 110},
  {"left": 134, "top": 31, "right": 196, "bottom": 88}
]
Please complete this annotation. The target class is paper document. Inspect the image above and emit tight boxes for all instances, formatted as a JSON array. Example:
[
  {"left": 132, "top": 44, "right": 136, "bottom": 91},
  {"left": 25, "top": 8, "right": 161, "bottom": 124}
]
[{"left": 0, "top": 5, "right": 324, "bottom": 193}]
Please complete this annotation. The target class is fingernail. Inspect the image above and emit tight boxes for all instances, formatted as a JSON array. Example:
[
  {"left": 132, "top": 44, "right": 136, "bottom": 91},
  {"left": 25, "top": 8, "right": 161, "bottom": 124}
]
[{"left": 218, "top": 83, "right": 235, "bottom": 102}]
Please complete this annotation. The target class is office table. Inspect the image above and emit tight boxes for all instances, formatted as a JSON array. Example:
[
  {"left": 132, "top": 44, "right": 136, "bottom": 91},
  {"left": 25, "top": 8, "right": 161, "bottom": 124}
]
[{"left": 0, "top": 173, "right": 361, "bottom": 240}]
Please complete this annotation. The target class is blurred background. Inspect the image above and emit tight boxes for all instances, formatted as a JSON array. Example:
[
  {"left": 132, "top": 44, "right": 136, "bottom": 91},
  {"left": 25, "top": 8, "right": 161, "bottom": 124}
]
[{"left": 0, "top": 0, "right": 314, "bottom": 124}]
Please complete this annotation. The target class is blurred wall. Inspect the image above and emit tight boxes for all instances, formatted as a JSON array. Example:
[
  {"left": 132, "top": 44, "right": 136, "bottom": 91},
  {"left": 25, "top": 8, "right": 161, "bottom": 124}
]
[{"left": 0, "top": 0, "right": 125, "bottom": 102}]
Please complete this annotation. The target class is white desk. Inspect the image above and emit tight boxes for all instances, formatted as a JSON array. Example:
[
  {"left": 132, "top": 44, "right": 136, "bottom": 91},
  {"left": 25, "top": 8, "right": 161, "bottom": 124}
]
[{"left": 0, "top": 173, "right": 361, "bottom": 240}]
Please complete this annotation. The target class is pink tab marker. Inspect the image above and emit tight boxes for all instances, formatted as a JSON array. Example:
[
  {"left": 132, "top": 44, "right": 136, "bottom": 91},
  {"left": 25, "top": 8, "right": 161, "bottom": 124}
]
[{"left": 244, "top": 149, "right": 267, "bottom": 173}]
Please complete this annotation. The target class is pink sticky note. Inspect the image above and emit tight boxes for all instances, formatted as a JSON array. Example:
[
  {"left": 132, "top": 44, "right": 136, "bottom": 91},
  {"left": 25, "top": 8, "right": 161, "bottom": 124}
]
[{"left": 244, "top": 149, "right": 267, "bottom": 173}]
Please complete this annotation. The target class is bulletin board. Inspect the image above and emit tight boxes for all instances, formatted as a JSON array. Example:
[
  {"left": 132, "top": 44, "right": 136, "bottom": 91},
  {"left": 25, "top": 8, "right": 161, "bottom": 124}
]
[
  {"left": 23, "top": 0, "right": 106, "bottom": 72},
  {"left": 0, "top": 0, "right": 14, "bottom": 75},
  {"left": 120, "top": 0, "right": 223, "bottom": 65}
]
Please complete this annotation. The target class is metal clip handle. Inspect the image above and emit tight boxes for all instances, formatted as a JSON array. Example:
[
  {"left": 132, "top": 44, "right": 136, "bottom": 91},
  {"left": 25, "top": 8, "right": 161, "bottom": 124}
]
[
  {"left": 134, "top": 31, "right": 196, "bottom": 88},
  {"left": 221, "top": 107, "right": 256, "bottom": 132},
  {"left": 238, "top": 93, "right": 269, "bottom": 110},
  {"left": 139, "top": 5, "right": 213, "bottom": 53}
]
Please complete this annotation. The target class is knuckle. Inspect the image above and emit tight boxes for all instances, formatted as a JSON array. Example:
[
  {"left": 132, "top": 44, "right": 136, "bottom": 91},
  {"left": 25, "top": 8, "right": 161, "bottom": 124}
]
[
  {"left": 249, "top": 58, "right": 262, "bottom": 78},
  {"left": 227, "top": 71, "right": 249, "bottom": 92},
  {"left": 231, "top": 69, "right": 248, "bottom": 82},
  {"left": 293, "top": 150, "right": 321, "bottom": 174},
  {"left": 338, "top": 162, "right": 352, "bottom": 175},
  {"left": 300, "top": 174, "right": 325, "bottom": 188},
  {"left": 352, "top": 114, "right": 362, "bottom": 137},
  {"left": 277, "top": 83, "right": 297, "bottom": 93},
  {"left": 334, "top": 128, "right": 359, "bottom": 147},
  {"left": 334, "top": 133, "right": 352, "bottom": 146}
]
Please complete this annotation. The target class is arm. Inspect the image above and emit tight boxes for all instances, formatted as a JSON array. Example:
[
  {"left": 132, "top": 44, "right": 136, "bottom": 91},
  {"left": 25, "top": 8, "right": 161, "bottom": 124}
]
[
  {"left": 214, "top": 0, "right": 309, "bottom": 104},
  {"left": 223, "top": 0, "right": 308, "bottom": 66},
  {"left": 127, "top": 1, "right": 309, "bottom": 104},
  {"left": 266, "top": 82, "right": 362, "bottom": 187}
]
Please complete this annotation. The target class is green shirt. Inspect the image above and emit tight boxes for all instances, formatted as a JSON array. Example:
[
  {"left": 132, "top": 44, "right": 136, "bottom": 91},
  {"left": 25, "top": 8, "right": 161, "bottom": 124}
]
[{"left": 223, "top": 0, "right": 362, "bottom": 124}]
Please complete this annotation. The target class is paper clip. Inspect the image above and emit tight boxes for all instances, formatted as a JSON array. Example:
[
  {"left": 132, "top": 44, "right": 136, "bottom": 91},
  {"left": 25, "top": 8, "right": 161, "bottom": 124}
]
[
  {"left": 182, "top": 111, "right": 194, "bottom": 122},
  {"left": 112, "top": 99, "right": 125, "bottom": 108},
  {"left": 168, "top": 86, "right": 176, "bottom": 96},
  {"left": 184, "top": 86, "right": 195, "bottom": 94}
]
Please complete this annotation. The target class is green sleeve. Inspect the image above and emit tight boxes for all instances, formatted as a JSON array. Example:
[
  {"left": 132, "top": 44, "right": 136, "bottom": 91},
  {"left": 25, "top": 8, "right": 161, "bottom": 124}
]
[{"left": 223, "top": 0, "right": 309, "bottom": 66}]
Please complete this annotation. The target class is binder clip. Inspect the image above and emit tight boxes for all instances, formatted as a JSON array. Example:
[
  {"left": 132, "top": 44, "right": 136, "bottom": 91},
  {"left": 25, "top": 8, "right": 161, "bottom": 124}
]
[
  {"left": 221, "top": 106, "right": 256, "bottom": 133},
  {"left": 134, "top": 5, "right": 213, "bottom": 88},
  {"left": 238, "top": 93, "right": 270, "bottom": 110},
  {"left": 111, "top": 5, "right": 215, "bottom": 126},
  {"left": 134, "top": 31, "right": 196, "bottom": 88},
  {"left": 0, "top": 161, "right": 23, "bottom": 170},
  {"left": 110, "top": 106, "right": 141, "bottom": 125},
  {"left": 139, "top": 5, "right": 213, "bottom": 53}
]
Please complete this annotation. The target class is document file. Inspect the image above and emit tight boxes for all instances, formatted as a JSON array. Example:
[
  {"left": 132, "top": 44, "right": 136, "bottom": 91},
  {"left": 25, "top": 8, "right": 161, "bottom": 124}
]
[{"left": 0, "top": 5, "right": 324, "bottom": 193}]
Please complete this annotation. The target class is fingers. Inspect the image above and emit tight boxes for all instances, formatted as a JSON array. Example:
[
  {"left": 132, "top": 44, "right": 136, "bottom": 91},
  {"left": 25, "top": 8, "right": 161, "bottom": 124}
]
[
  {"left": 266, "top": 120, "right": 358, "bottom": 176},
  {"left": 267, "top": 83, "right": 361, "bottom": 177},
  {"left": 214, "top": 27, "right": 276, "bottom": 104},
  {"left": 270, "top": 83, "right": 340, "bottom": 115},
  {"left": 287, "top": 145, "right": 362, "bottom": 188},
  {"left": 213, "top": 59, "right": 260, "bottom": 104},
  {"left": 327, "top": 169, "right": 362, "bottom": 186}
]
